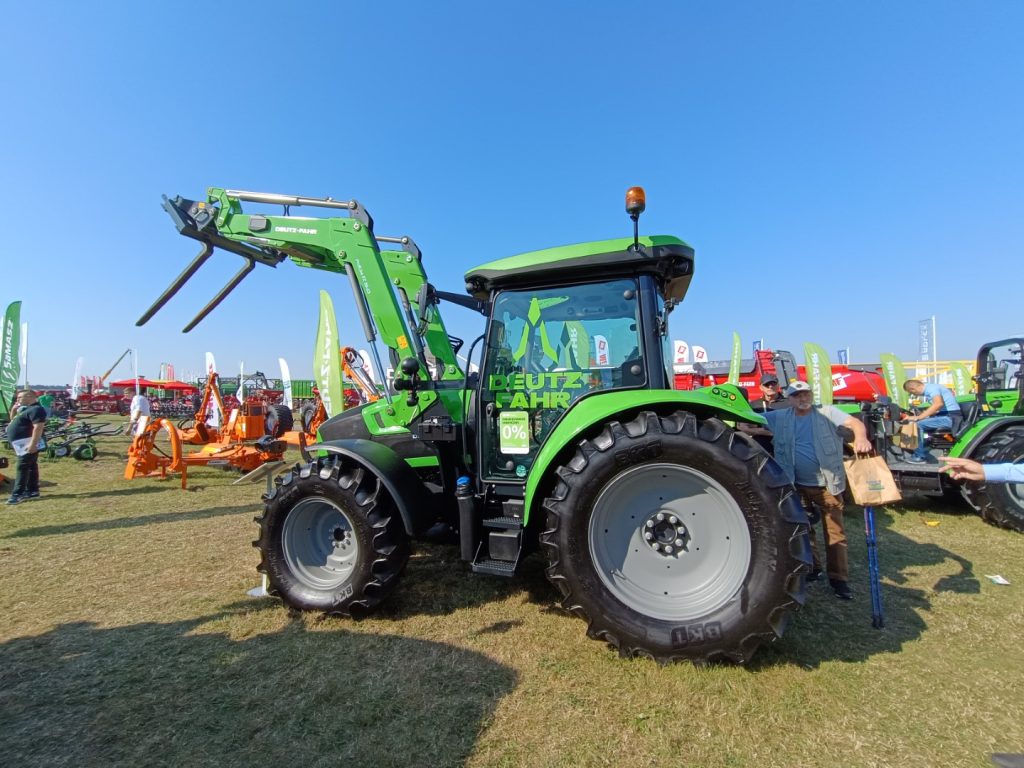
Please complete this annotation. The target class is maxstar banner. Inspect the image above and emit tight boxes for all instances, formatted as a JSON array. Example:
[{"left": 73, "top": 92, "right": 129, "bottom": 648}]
[
  {"left": 728, "top": 332, "right": 742, "bottom": 385},
  {"left": 315, "top": 291, "right": 344, "bottom": 418},
  {"left": 279, "top": 357, "right": 293, "bottom": 410},
  {"left": 803, "top": 342, "right": 833, "bottom": 405},
  {"left": 880, "top": 353, "right": 908, "bottom": 408},
  {"left": 949, "top": 362, "right": 973, "bottom": 395},
  {"left": 692, "top": 346, "right": 708, "bottom": 365},
  {"left": 0, "top": 301, "right": 22, "bottom": 417}
]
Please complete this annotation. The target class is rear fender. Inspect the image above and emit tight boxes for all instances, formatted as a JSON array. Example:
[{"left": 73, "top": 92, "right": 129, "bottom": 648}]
[
  {"left": 950, "top": 416, "right": 1024, "bottom": 458},
  {"left": 309, "top": 438, "right": 433, "bottom": 536},
  {"left": 523, "top": 385, "right": 764, "bottom": 526}
]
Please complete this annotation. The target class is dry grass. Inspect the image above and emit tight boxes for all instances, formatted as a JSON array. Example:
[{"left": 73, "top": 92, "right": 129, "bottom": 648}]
[{"left": 1, "top": 421, "right": 1022, "bottom": 767}]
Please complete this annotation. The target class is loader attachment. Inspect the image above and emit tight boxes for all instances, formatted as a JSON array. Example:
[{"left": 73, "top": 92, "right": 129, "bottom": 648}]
[{"left": 138, "top": 195, "right": 289, "bottom": 332}]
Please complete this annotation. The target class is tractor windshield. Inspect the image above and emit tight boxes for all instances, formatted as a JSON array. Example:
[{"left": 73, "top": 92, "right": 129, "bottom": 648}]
[{"left": 481, "top": 278, "right": 644, "bottom": 480}]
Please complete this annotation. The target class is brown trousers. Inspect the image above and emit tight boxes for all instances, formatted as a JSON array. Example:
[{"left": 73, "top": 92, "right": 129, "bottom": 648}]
[{"left": 797, "top": 485, "right": 848, "bottom": 582}]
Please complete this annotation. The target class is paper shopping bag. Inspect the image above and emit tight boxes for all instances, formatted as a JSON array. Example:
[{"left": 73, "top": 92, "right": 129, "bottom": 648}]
[
  {"left": 843, "top": 455, "right": 902, "bottom": 506},
  {"left": 897, "top": 422, "right": 919, "bottom": 451}
]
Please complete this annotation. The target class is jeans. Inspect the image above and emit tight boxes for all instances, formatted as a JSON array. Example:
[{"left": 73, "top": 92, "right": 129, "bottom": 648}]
[
  {"left": 797, "top": 485, "right": 849, "bottom": 582},
  {"left": 913, "top": 415, "right": 953, "bottom": 459},
  {"left": 14, "top": 450, "right": 40, "bottom": 496}
]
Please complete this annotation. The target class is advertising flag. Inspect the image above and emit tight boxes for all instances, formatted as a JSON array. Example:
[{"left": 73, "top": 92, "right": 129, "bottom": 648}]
[
  {"left": 728, "top": 332, "right": 742, "bottom": 385},
  {"left": 204, "top": 352, "right": 220, "bottom": 427},
  {"left": 879, "top": 353, "right": 908, "bottom": 408},
  {"left": 673, "top": 340, "right": 690, "bottom": 365},
  {"left": 594, "top": 335, "right": 610, "bottom": 366},
  {"left": 314, "top": 291, "right": 344, "bottom": 417},
  {"left": 19, "top": 322, "right": 28, "bottom": 385},
  {"left": 837, "top": 348, "right": 849, "bottom": 365},
  {"left": 71, "top": 357, "right": 84, "bottom": 400},
  {"left": 358, "top": 349, "right": 376, "bottom": 383},
  {"left": 133, "top": 350, "right": 140, "bottom": 395},
  {"left": 918, "top": 317, "right": 935, "bottom": 361},
  {"left": 803, "top": 342, "right": 833, "bottom": 405},
  {"left": 692, "top": 345, "right": 708, "bottom": 366},
  {"left": 949, "top": 362, "right": 973, "bottom": 395},
  {"left": 752, "top": 339, "right": 764, "bottom": 353},
  {"left": 0, "top": 302, "right": 22, "bottom": 417},
  {"left": 279, "top": 358, "right": 293, "bottom": 410},
  {"left": 239, "top": 361, "right": 246, "bottom": 401}
]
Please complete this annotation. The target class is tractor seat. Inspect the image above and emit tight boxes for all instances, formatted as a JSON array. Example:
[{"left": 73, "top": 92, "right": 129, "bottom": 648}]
[{"left": 928, "top": 400, "right": 981, "bottom": 439}]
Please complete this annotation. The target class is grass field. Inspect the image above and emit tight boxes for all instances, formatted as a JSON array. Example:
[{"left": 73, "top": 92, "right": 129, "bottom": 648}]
[{"left": 1, "top": 423, "right": 1022, "bottom": 767}]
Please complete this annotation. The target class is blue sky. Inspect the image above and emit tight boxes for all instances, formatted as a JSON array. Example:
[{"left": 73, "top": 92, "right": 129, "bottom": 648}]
[{"left": 2, "top": 1, "right": 1021, "bottom": 384}]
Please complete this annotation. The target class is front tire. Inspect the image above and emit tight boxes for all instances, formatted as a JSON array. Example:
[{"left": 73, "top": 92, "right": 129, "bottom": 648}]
[
  {"left": 255, "top": 457, "right": 410, "bottom": 615},
  {"left": 961, "top": 428, "right": 1024, "bottom": 532},
  {"left": 541, "top": 411, "right": 811, "bottom": 664}
]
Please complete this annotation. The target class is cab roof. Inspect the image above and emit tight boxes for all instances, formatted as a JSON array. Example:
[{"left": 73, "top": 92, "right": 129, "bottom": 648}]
[{"left": 464, "top": 235, "right": 695, "bottom": 302}]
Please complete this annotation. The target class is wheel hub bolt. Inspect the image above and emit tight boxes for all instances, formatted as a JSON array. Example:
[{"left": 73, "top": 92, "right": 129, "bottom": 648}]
[{"left": 642, "top": 511, "right": 690, "bottom": 557}]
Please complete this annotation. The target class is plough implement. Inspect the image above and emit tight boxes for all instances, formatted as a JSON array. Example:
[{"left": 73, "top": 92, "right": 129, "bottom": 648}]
[{"left": 137, "top": 185, "right": 815, "bottom": 665}]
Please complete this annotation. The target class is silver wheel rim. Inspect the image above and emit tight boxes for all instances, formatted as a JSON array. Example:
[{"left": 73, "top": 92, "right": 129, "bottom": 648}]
[
  {"left": 589, "top": 462, "right": 752, "bottom": 621},
  {"left": 281, "top": 496, "right": 360, "bottom": 590}
]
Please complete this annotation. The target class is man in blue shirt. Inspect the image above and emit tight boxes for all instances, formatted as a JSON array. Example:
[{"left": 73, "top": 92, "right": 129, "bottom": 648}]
[
  {"left": 941, "top": 457, "right": 1024, "bottom": 483},
  {"left": 902, "top": 379, "right": 962, "bottom": 463}
]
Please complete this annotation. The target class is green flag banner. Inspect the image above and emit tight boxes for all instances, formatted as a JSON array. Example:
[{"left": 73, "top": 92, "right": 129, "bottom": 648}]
[
  {"left": 879, "top": 353, "right": 908, "bottom": 408},
  {"left": 0, "top": 301, "right": 22, "bottom": 418},
  {"left": 314, "top": 291, "right": 344, "bottom": 418},
  {"left": 803, "top": 342, "right": 833, "bottom": 406},
  {"left": 949, "top": 362, "right": 973, "bottom": 396},
  {"left": 728, "top": 332, "right": 742, "bottom": 385}
]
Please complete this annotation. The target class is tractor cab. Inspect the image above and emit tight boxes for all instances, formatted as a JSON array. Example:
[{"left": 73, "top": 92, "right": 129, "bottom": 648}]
[
  {"left": 465, "top": 234, "right": 694, "bottom": 483},
  {"left": 975, "top": 338, "right": 1024, "bottom": 415}
]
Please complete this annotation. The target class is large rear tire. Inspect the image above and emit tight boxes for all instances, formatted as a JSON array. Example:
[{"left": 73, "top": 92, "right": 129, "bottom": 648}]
[
  {"left": 541, "top": 411, "right": 811, "bottom": 664},
  {"left": 961, "top": 427, "right": 1024, "bottom": 532},
  {"left": 265, "top": 403, "right": 294, "bottom": 438},
  {"left": 255, "top": 457, "right": 410, "bottom": 615}
]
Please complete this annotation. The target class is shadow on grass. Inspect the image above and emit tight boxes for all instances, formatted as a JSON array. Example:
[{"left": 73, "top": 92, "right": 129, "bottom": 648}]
[
  {"left": 31, "top": 485, "right": 167, "bottom": 500},
  {"left": 3, "top": 504, "right": 256, "bottom": 539},
  {"left": 755, "top": 505, "right": 979, "bottom": 670},
  {"left": 0, "top": 610, "right": 517, "bottom": 768}
]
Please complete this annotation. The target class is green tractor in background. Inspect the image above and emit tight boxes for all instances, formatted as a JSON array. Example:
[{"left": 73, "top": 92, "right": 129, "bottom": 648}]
[
  {"left": 853, "top": 338, "right": 1024, "bottom": 532},
  {"left": 140, "top": 186, "right": 810, "bottom": 664}
]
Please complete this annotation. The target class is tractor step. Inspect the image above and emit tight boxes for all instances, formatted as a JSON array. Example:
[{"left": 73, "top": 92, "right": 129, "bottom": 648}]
[
  {"left": 482, "top": 515, "right": 524, "bottom": 529},
  {"left": 471, "top": 514, "right": 524, "bottom": 576},
  {"left": 471, "top": 558, "right": 518, "bottom": 576}
]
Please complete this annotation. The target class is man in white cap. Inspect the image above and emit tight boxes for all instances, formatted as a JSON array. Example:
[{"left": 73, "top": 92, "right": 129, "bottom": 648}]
[{"left": 757, "top": 380, "right": 872, "bottom": 600}]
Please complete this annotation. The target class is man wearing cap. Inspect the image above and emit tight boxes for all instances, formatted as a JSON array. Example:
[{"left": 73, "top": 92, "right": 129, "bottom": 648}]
[
  {"left": 758, "top": 380, "right": 872, "bottom": 600},
  {"left": 752, "top": 373, "right": 788, "bottom": 413}
]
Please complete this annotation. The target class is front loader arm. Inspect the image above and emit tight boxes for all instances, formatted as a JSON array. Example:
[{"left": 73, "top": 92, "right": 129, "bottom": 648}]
[{"left": 139, "top": 187, "right": 464, "bottom": 385}]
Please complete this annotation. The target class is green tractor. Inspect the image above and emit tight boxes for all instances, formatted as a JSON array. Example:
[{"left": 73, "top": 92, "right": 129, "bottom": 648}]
[
  {"left": 139, "top": 186, "right": 810, "bottom": 663},
  {"left": 852, "top": 338, "right": 1024, "bottom": 532}
]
